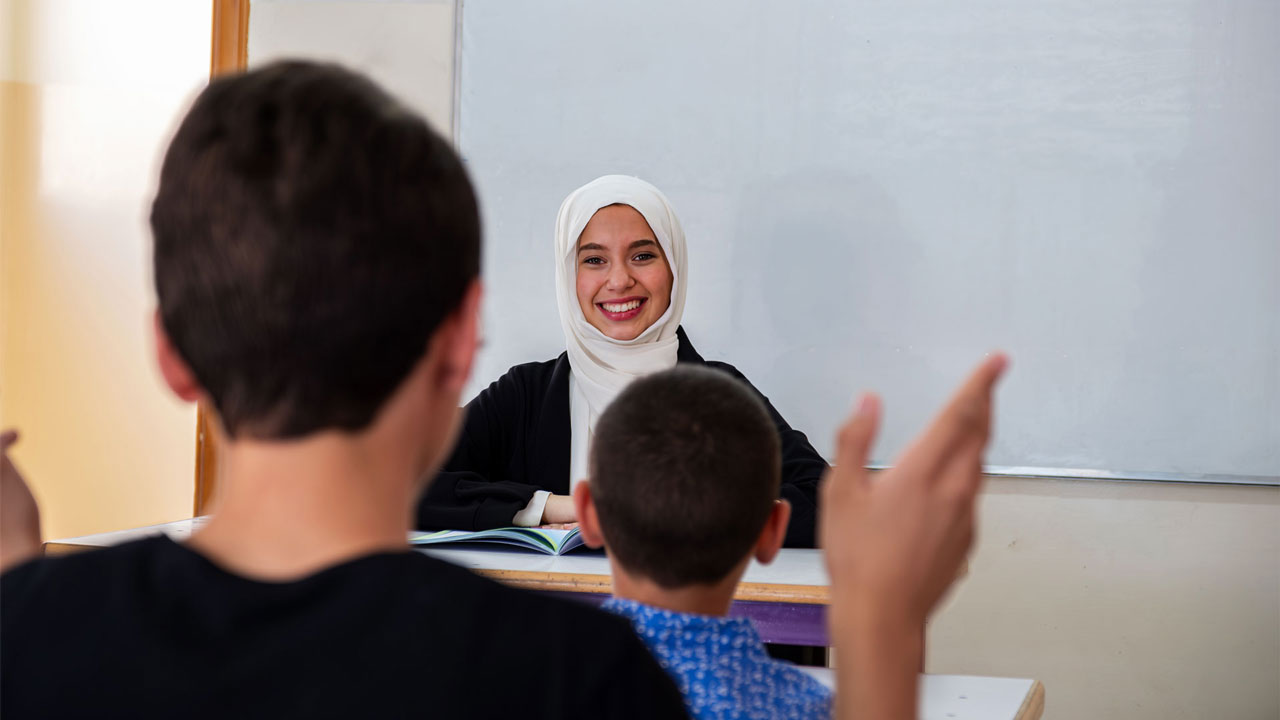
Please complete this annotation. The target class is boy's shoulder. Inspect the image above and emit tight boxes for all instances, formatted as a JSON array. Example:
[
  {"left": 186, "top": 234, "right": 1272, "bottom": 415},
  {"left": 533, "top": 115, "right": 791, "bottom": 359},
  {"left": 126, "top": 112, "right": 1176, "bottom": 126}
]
[
  {"left": 2, "top": 538, "right": 687, "bottom": 719},
  {"left": 603, "top": 598, "right": 832, "bottom": 720}
]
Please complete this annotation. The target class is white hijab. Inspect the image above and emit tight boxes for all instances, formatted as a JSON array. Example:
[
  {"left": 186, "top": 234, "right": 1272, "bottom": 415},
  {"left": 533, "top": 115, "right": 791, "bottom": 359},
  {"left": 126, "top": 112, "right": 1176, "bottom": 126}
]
[{"left": 554, "top": 175, "right": 688, "bottom": 488}]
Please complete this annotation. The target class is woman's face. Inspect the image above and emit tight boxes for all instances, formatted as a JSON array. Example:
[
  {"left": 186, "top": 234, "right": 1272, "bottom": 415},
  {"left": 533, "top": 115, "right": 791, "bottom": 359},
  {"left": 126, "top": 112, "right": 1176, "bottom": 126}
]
[{"left": 575, "top": 204, "right": 673, "bottom": 341}]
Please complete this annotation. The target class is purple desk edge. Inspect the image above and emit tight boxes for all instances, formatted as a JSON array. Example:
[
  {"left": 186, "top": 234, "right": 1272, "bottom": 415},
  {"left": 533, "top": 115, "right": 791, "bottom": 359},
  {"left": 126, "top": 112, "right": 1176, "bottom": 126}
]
[{"left": 543, "top": 592, "right": 829, "bottom": 647}]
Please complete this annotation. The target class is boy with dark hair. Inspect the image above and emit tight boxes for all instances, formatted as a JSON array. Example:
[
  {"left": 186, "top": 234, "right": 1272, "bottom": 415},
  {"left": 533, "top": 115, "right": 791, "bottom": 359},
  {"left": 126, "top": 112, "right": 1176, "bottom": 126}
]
[
  {"left": 575, "top": 356, "right": 1008, "bottom": 720},
  {"left": 0, "top": 61, "right": 688, "bottom": 718},
  {"left": 1, "top": 58, "right": 1009, "bottom": 720},
  {"left": 574, "top": 365, "right": 832, "bottom": 719}
]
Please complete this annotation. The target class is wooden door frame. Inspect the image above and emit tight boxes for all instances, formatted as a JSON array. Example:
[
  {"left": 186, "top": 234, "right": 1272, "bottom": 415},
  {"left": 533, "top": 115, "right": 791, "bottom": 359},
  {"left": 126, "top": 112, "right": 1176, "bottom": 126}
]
[{"left": 194, "top": 0, "right": 250, "bottom": 516}]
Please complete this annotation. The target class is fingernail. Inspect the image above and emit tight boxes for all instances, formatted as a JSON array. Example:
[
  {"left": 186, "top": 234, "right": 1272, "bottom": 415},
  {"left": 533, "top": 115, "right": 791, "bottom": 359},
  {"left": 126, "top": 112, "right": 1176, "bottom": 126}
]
[{"left": 856, "top": 393, "right": 877, "bottom": 417}]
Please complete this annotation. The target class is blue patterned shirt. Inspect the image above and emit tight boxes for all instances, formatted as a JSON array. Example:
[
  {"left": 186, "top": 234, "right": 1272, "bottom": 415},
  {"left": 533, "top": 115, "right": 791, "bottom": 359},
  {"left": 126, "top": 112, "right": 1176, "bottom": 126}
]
[{"left": 602, "top": 597, "right": 832, "bottom": 720}]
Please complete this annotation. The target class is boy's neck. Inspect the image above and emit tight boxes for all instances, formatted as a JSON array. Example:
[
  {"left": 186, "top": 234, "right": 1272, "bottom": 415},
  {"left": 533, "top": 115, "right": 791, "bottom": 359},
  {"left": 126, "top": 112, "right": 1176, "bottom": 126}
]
[
  {"left": 187, "top": 430, "right": 422, "bottom": 581},
  {"left": 609, "top": 557, "right": 748, "bottom": 617}
]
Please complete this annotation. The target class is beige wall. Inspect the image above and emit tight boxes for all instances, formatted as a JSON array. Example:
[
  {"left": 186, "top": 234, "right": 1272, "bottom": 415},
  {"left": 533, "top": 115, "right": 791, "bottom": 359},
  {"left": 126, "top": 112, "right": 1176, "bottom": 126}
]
[
  {"left": 0, "top": 0, "right": 209, "bottom": 539},
  {"left": 247, "top": 5, "right": 1280, "bottom": 718},
  {"left": 930, "top": 477, "right": 1279, "bottom": 719}
]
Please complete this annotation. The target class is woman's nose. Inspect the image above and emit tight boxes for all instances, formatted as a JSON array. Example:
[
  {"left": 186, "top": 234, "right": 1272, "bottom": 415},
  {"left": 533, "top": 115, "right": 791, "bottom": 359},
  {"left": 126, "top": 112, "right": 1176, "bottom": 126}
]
[{"left": 606, "top": 264, "right": 633, "bottom": 290}]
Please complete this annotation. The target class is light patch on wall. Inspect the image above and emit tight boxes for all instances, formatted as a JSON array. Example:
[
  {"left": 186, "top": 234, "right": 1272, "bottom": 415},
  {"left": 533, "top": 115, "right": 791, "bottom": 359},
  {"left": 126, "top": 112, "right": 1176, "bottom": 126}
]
[
  {"left": 1, "top": 0, "right": 210, "bottom": 538},
  {"left": 248, "top": 0, "right": 456, "bottom": 136}
]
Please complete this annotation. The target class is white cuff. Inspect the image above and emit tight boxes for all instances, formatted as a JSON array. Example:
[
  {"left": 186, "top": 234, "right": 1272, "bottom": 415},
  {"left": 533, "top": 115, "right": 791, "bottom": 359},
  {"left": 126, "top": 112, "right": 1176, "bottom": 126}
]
[{"left": 511, "top": 490, "right": 552, "bottom": 527}]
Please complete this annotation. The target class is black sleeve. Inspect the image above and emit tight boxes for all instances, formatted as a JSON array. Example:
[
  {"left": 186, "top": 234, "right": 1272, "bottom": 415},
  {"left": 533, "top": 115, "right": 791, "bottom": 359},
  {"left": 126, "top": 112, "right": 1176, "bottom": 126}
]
[
  {"left": 707, "top": 362, "right": 825, "bottom": 548},
  {"left": 593, "top": 642, "right": 691, "bottom": 719},
  {"left": 414, "top": 370, "right": 540, "bottom": 531},
  {"left": 574, "top": 614, "right": 691, "bottom": 719}
]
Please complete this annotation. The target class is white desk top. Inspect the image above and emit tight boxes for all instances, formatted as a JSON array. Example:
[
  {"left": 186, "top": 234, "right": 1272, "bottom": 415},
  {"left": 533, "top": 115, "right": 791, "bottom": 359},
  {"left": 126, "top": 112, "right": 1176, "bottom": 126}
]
[
  {"left": 47, "top": 518, "right": 829, "bottom": 587},
  {"left": 420, "top": 545, "right": 829, "bottom": 587},
  {"left": 49, "top": 517, "right": 209, "bottom": 547},
  {"left": 800, "top": 668, "right": 1043, "bottom": 720}
]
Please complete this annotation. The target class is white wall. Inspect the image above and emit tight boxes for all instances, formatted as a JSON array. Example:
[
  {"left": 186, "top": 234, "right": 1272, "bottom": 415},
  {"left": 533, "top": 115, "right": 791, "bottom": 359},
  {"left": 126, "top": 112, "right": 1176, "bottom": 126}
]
[
  {"left": 1, "top": 0, "right": 207, "bottom": 539},
  {"left": 246, "top": 4, "right": 1280, "bottom": 718}
]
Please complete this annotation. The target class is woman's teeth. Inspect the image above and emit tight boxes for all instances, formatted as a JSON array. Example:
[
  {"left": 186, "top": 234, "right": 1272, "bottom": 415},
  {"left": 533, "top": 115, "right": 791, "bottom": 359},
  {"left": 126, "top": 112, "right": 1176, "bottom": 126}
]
[{"left": 602, "top": 299, "right": 642, "bottom": 313}]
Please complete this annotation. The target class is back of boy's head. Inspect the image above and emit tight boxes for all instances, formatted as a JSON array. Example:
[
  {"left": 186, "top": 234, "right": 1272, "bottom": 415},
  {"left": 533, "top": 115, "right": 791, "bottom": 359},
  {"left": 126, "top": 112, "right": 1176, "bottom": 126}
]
[
  {"left": 590, "top": 366, "right": 782, "bottom": 588},
  {"left": 151, "top": 61, "right": 479, "bottom": 440}
]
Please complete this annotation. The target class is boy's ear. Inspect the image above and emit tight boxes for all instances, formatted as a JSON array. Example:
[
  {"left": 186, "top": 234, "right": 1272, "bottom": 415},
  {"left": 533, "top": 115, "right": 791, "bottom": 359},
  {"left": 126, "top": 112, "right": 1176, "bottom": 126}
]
[
  {"left": 573, "top": 482, "right": 607, "bottom": 549},
  {"left": 753, "top": 499, "right": 791, "bottom": 565},
  {"left": 153, "top": 311, "right": 202, "bottom": 403},
  {"left": 435, "top": 279, "right": 483, "bottom": 395}
]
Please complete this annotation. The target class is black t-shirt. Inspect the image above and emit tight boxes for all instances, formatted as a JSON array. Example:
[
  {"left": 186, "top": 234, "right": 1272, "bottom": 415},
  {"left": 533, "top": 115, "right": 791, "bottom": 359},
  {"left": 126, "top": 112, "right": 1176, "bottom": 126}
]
[{"left": 1, "top": 537, "right": 688, "bottom": 718}]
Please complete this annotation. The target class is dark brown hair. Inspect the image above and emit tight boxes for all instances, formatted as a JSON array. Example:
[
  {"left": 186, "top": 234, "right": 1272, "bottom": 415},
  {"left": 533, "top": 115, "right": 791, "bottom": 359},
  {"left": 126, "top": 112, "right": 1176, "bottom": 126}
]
[
  {"left": 151, "top": 61, "right": 479, "bottom": 439},
  {"left": 591, "top": 366, "right": 781, "bottom": 588}
]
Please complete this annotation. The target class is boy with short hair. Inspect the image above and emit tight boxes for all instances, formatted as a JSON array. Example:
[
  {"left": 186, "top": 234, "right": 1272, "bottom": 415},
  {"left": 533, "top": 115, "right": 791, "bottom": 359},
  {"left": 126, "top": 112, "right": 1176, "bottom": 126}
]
[
  {"left": 0, "top": 57, "right": 1008, "bottom": 720},
  {"left": 574, "top": 365, "right": 832, "bottom": 719},
  {"left": 0, "top": 61, "right": 688, "bottom": 719}
]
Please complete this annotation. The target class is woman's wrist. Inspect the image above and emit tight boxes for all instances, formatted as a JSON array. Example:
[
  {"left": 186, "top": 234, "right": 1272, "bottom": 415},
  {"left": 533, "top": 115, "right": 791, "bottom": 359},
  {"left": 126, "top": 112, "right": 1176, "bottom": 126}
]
[{"left": 540, "top": 493, "right": 577, "bottom": 524}]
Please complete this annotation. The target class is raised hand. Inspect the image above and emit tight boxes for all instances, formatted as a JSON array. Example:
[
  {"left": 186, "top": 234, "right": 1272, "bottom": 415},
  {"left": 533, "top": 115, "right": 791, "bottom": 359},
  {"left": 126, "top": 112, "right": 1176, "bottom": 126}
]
[
  {"left": 1, "top": 429, "right": 43, "bottom": 572},
  {"left": 821, "top": 354, "right": 1008, "bottom": 720}
]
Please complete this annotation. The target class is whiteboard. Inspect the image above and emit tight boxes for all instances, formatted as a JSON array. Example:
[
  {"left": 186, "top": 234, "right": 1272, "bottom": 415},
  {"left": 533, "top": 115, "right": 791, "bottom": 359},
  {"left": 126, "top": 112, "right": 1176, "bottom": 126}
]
[{"left": 457, "top": 0, "right": 1280, "bottom": 483}]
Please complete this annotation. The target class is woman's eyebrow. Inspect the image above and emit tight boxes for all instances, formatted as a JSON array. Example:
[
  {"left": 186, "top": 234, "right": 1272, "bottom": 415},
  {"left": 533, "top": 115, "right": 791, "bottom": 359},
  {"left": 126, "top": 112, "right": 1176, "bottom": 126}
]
[{"left": 577, "top": 239, "right": 657, "bottom": 253}]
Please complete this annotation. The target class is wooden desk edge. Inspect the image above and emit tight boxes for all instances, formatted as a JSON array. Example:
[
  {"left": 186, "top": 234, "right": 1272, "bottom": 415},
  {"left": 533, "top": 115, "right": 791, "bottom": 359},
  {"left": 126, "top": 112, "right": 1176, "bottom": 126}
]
[
  {"left": 476, "top": 568, "right": 828, "bottom": 604},
  {"left": 1015, "top": 679, "right": 1045, "bottom": 720}
]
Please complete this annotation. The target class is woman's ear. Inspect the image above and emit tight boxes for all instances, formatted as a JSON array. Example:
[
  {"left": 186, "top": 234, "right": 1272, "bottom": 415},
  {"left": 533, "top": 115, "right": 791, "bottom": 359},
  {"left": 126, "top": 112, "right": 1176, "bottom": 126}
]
[
  {"left": 573, "top": 482, "right": 607, "bottom": 549},
  {"left": 753, "top": 499, "right": 792, "bottom": 565},
  {"left": 153, "top": 312, "right": 203, "bottom": 403}
]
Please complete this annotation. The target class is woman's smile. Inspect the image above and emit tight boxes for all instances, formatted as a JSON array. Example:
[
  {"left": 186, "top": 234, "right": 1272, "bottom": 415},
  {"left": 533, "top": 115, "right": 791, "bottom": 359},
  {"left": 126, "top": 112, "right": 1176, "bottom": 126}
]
[
  {"left": 597, "top": 296, "right": 647, "bottom": 321},
  {"left": 576, "top": 204, "right": 673, "bottom": 341}
]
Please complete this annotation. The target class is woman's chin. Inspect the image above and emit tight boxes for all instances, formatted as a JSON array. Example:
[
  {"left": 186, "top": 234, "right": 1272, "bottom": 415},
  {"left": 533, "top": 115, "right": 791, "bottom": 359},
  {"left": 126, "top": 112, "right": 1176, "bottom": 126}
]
[
  {"left": 603, "top": 326, "right": 643, "bottom": 341},
  {"left": 590, "top": 318, "right": 645, "bottom": 341}
]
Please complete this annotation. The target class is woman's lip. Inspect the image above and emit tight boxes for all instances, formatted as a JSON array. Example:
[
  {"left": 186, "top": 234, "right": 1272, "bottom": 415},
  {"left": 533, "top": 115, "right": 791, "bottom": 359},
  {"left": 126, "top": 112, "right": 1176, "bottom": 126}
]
[{"left": 597, "top": 297, "right": 646, "bottom": 321}]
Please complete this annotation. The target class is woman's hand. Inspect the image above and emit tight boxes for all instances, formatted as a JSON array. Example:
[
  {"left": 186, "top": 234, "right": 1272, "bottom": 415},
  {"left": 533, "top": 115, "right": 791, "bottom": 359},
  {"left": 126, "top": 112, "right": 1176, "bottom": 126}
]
[
  {"left": 2, "top": 429, "right": 43, "bottom": 572},
  {"left": 540, "top": 493, "right": 578, "bottom": 525}
]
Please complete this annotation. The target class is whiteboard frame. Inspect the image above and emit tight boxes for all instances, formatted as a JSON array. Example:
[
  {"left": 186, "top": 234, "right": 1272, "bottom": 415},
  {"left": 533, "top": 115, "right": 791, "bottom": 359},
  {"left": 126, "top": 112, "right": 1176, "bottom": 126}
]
[
  {"left": 866, "top": 465, "right": 1280, "bottom": 487},
  {"left": 454, "top": 0, "right": 1280, "bottom": 489},
  {"left": 450, "top": 0, "right": 463, "bottom": 145}
]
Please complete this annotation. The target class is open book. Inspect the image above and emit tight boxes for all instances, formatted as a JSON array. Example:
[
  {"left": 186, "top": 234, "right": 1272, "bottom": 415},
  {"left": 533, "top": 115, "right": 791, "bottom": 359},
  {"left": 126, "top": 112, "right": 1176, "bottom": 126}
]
[{"left": 410, "top": 527, "right": 586, "bottom": 556}]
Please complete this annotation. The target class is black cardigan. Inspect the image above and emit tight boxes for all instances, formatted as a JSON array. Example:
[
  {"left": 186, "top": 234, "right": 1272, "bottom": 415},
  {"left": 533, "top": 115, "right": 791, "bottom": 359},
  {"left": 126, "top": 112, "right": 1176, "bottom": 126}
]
[{"left": 415, "top": 328, "right": 825, "bottom": 548}]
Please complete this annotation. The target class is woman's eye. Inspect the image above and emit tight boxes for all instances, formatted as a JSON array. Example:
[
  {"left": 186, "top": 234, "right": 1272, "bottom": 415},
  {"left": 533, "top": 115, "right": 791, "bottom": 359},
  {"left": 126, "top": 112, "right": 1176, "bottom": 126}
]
[
  {"left": 633, "top": 252, "right": 657, "bottom": 262},
  {"left": 582, "top": 256, "right": 604, "bottom": 265}
]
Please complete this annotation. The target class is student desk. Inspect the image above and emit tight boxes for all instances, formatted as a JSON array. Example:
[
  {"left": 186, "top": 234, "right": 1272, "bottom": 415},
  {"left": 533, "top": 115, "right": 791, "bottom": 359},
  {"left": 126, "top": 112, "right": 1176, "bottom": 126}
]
[
  {"left": 44, "top": 517, "right": 829, "bottom": 645},
  {"left": 46, "top": 518, "right": 1043, "bottom": 719},
  {"left": 799, "top": 668, "right": 1045, "bottom": 720},
  {"left": 419, "top": 544, "right": 830, "bottom": 646}
]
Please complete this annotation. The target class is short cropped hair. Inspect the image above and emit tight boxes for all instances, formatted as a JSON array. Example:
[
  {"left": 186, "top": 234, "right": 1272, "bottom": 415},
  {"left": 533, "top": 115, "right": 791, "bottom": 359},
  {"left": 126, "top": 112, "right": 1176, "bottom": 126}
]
[
  {"left": 151, "top": 61, "right": 479, "bottom": 439},
  {"left": 591, "top": 366, "right": 781, "bottom": 588}
]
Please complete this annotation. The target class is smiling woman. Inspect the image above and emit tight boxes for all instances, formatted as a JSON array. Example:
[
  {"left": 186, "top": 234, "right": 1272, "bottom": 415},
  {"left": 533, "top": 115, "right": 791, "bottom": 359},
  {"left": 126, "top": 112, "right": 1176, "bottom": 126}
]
[
  {"left": 575, "top": 205, "right": 674, "bottom": 340},
  {"left": 416, "top": 175, "right": 825, "bottom": 548}
]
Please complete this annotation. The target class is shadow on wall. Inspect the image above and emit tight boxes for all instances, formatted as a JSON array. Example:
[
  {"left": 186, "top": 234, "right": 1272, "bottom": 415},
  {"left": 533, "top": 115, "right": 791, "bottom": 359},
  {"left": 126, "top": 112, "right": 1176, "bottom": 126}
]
[
  {"left": 725, "top": 169, "right": 924, "bottom": 459},
  {"left": 733, "top": 168, "right": 925, "bottom": 345}
]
